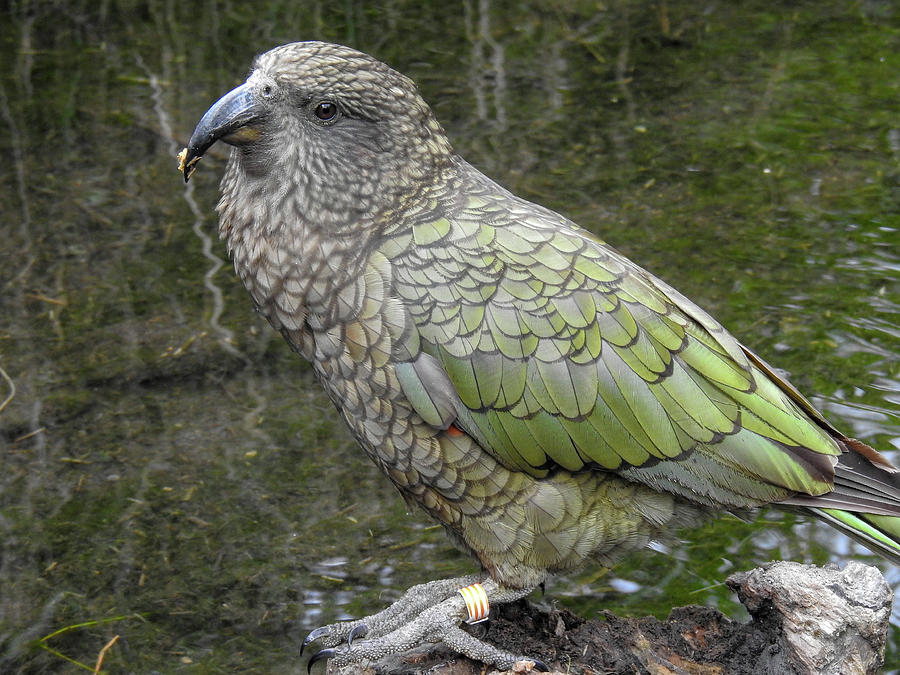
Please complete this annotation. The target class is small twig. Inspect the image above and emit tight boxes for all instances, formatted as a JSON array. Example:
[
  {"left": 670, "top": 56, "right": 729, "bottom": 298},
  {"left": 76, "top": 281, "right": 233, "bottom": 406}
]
[
  {"left": 14, "top": 427, "right": 44, "bottom": 442},
  {"left": 0, "top": 364, "right": 15, "bottom": 414},
  {"left": 37, "top": 614, "right": 138, "bottom": 673},
  {"left": 93, "top": 634, "right": 119, "bottom": 674},
  {"left": 26, "top": 292, "right": 67, "bottom": 306}
]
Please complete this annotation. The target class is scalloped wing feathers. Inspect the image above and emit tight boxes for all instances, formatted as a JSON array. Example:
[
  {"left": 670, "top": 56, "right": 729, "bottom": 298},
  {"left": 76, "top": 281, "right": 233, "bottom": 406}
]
[{"left": 390, "top": 164, "right": 841, "bottom": 509}]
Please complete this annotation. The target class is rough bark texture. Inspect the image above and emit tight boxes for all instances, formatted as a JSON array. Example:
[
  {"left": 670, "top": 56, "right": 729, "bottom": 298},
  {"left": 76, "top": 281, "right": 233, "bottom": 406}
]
[
  {"left": 324, "top": 561, "right": 892, "bottom": 675},
  {"left": 727, "top": 560, "right": 892, "bottom": 675}
]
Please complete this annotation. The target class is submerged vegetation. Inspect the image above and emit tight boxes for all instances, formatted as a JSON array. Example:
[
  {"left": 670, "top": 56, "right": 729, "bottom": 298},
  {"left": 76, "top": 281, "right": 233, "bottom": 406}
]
[{"left": 0, "top": 1, "right": 898, "bottom": 672}]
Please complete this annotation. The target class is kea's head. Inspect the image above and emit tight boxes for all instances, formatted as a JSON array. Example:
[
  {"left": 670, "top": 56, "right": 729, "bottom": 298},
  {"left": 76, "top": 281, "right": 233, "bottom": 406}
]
[{"left": 184, "top": 42, "right": 454, "bottom": 228}]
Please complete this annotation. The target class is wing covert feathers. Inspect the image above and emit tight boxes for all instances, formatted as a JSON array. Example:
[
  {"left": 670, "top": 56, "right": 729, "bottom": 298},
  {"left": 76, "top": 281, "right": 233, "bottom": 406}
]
[{"left": 387, "top": 167, "right": 860, "bottom": 509}]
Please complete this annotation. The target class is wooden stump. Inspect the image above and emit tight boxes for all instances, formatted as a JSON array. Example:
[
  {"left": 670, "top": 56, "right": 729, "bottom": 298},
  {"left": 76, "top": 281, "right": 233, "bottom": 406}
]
[{"left": 324, "top": 561, "right": 892, "bottom": 675}]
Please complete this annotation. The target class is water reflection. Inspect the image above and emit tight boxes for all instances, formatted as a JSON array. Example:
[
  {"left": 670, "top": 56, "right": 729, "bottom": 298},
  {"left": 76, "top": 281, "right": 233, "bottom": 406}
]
[{"left": 1, "top": 1, "right": 898, "bottom": 672}]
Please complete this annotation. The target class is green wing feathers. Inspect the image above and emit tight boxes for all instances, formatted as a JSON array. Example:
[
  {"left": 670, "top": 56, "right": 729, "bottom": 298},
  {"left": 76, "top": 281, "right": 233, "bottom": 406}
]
[{"left": 390, "top": 186, "right": 852, "bottom": 510}]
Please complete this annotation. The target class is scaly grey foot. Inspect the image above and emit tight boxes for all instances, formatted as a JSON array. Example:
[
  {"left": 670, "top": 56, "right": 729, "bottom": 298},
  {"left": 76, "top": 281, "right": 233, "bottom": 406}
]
[
  {"left": 302, "top": 576, "right": 547, "bottom": 671},
  {"left": 301, "top": 575, "right": 481, "bottom": 653}
]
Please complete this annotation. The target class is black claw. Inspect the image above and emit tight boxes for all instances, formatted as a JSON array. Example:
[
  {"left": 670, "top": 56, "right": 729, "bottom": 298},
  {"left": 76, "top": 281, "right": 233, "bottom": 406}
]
[
  {"left": 469, "top": 620, "right": 489, "bottom": 639},
  {"left": 300, "top": 626, "right": 331, "bottom": 656},
  {"left": 531, "top": 658, "right": 550, "bottom": 672},
  {"left": 347, "top": 623, "right": 368, "bottom": 646},
  {"left": 307, "top": 648, "right": 335, "bottom": 674}
]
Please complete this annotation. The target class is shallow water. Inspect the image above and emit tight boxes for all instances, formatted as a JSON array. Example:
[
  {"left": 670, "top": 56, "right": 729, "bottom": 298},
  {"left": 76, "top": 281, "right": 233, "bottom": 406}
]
[{"left": 1, "top": 2, "right": 898, "bottom": 672}]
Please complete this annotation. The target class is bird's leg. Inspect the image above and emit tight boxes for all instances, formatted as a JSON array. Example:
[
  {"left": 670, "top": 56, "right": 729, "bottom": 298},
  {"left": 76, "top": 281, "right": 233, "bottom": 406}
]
[
  {"left": 302, "top": 574, "right": 481, "bottom": 650},
  {"left": 304, "top": 576, "right": 546, "bottom": 671}
]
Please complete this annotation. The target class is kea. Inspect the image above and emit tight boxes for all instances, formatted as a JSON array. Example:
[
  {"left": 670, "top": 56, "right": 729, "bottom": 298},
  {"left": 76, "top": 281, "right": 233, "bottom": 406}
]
[{"left": 181, "top": 41, "right": 900, "bottom": 670}]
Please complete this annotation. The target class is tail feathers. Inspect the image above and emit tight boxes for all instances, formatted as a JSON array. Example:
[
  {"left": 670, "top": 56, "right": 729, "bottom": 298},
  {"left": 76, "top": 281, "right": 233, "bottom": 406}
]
[
  {"left": 832, "top": 447, "right": 900, "bottom": 506},
  {"left": 778, "top": 442, "right": 900, "bottom": 563},
  {"left": 780, "top": 446, "right": 900, "bottom": 517},
  {"left": 809, "top": 507, "right": 900, "bottom": 565}
]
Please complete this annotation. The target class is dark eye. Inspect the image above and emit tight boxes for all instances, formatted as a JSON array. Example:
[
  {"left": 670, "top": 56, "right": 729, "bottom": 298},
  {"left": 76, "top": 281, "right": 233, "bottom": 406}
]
[
  {"left": 262, "top": 84, "right": 274, "bottom": 98},
  {"left": 314, "top": 101, "right": 338, "bottom": 122}
]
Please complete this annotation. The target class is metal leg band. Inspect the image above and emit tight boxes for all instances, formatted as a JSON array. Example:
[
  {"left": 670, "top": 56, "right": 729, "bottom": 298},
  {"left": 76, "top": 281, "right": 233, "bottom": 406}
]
[{"left": 458, "top": 582, "right": 490, "bottom": 624}]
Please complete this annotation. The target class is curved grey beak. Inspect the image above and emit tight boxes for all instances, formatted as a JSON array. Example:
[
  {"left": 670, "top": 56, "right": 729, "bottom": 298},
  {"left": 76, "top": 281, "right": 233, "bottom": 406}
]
[{"left": 182, "top": 82, "right": 261, "bottom": 182}]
